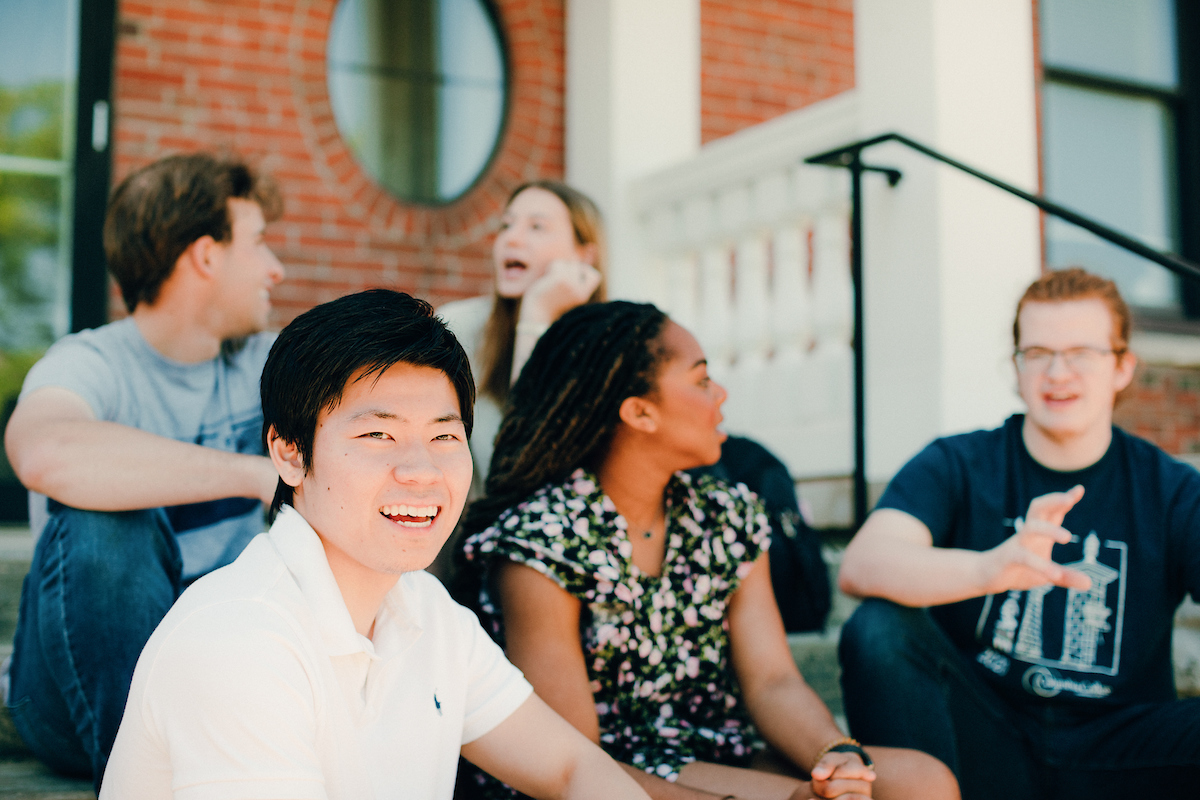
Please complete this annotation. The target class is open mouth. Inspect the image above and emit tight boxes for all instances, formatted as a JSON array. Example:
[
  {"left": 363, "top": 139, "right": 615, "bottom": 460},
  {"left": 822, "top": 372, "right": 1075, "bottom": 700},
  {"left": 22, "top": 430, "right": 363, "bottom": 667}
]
[
  {"left": 503, "top": 259, "right": 528, "bottom": 272},
  {"left": 379, "top": 504, "right": 439, "bottom": 528},
  {"left": 1043, "top": 391, "right": 1078, "bottom": 408}
]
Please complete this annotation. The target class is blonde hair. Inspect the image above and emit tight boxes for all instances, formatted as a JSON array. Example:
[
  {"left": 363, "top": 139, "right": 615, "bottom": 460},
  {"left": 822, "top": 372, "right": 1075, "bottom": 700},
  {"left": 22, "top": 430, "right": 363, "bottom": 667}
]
[{"left": 478, "top": 181, "right": 607, "bottom": 404}]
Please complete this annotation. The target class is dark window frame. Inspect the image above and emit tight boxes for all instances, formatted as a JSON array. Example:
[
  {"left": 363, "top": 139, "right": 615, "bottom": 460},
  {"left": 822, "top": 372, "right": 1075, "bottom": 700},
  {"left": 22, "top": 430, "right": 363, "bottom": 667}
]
[
  {"left": 1174, "top": 0, "right": 1200, "bottom": 325},
  {"left": 1040, "top": 1, "right": 1200, "bottom": 330},
  {"left": 70, "top": 0, "right": 117, "bottom": 333}
]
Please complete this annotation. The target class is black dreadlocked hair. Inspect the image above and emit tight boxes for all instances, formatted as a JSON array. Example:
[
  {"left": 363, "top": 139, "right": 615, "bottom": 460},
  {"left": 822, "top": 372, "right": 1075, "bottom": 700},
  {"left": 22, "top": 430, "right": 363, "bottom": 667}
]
[{"left": 462, "top": 301, "right": 670, "bottom": 537}]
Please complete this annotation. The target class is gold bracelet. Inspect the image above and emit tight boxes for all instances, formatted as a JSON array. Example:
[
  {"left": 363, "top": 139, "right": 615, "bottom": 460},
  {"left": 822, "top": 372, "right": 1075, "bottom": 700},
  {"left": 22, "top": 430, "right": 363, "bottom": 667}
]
[{"left": 810, "top": 736, "right": 861, "bottom": 773}]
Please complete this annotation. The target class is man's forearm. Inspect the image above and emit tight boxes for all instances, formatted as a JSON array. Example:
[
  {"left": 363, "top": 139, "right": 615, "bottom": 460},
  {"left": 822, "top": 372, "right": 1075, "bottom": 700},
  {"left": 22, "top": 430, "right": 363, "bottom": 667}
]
[
  {"left": 838, "top": 532, "right": 989, "bottom": 607},
  {"left": 12, "top": 419, "right": 276, "bottom": 511},
  {"left": 558, "top": 745, "right": 651, "bottom": 800}
]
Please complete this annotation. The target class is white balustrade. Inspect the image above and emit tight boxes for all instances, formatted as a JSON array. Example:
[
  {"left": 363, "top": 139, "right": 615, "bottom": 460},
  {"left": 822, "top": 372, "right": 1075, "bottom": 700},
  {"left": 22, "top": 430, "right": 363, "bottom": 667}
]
[{"left": 628, "top": 92, "right": 859, "bottom": 479}]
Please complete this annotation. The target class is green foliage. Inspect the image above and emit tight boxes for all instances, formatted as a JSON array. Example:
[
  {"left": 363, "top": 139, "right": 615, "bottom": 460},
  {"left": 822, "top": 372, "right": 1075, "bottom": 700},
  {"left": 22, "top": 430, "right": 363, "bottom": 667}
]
[
  {"left": 0, "top": 81, "right": 65, "bottom": 160},
  {"left": 0, "top": 350, "right": 42, "bottom": 483},
  {"left": 0, "top": 80, "right": 69, "bottom": 351},
  {"left": 0, "top": 350, "right": 41, "bottom": 407}
]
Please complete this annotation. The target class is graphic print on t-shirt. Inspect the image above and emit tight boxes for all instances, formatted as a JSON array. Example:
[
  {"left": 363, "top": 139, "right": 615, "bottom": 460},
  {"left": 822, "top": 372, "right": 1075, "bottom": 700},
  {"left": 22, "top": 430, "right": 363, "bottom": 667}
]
[{"left": 975, "top": 530, "right": 1127, "bottom": 698}]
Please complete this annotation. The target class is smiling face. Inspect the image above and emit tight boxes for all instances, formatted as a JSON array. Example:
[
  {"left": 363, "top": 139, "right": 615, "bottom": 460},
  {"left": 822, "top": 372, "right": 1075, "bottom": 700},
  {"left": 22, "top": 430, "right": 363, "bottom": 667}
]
[
  {"left": 492, "top": 187, "right": 594, "bottom": 298},
  {"left": 1015, "top": 298, "right": 1135, "bottom": 444},
  {"left": 272, "top": 362, "right": 473, "bottom": 582},
  {"left": 643, "top": 322, "right": 728, "bottom": 469},
  {"left": 210, "top": 198, "right": 285, "bottom": 338}
]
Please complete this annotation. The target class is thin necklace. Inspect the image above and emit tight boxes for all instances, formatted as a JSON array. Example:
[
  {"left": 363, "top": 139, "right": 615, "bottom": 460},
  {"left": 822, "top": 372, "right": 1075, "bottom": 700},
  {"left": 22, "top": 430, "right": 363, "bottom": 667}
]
[
  {"left": 627, "top": 508, "right": 665, "bottom": 541},
  {"left": 641, "top": 515, "right": 666, "bottom": 540}
]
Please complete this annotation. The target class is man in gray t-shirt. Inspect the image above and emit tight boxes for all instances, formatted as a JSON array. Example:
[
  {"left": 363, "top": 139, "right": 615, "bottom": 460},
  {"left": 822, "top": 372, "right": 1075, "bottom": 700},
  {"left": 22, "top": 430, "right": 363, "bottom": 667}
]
[{"left": 3, "top": 153, "right": 285, "bottom": 789}]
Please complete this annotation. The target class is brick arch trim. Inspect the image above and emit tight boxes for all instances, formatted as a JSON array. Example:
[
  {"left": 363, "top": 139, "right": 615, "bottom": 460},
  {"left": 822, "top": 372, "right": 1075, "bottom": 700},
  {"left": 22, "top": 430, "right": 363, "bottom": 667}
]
[{"left": 286, "top": 0, "right": 565, "bottom": 249}]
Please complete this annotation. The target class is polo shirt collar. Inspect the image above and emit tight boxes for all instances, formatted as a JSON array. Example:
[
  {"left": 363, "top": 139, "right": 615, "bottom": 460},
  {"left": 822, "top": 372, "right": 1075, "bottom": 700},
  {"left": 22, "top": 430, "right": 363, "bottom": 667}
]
[{"left": 268, "top": 506, "right": 423, "bottom": 659}]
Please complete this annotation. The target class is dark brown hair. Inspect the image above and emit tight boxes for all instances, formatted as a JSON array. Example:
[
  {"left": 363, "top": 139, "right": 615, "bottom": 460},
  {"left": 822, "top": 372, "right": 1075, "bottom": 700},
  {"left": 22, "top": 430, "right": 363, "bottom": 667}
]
[
  {"left": 103, "top": 153, "right": 283, "bottom": 313},
  {"left": 477, "top": 180, "right": 607, "bottom": 404},
  {"left": 1014, "top": 267, "right": 1131, "bottom": 353}
]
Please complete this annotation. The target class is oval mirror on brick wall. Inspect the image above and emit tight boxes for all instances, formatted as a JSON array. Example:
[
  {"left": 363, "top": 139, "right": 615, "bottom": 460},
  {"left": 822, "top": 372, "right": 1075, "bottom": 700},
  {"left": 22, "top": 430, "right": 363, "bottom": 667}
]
[{"left": 327, "top": 0, "right": 508, "bottom": 205}]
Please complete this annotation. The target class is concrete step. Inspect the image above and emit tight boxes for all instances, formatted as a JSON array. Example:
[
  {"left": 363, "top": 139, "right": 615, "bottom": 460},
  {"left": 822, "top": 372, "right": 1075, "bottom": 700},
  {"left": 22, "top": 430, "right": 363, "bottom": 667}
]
[
  {"left": 0, "top": 527, "right": 34, "bottom": 767},
  {"left": 786, "top": 596, "right": 1200, "bottom": 724},
  {"left": 1174, "top": 598, "right": 1200, "bottom": 697},
  {"left": 0, "top": 527, "right": 94, "bottom": 797},
  {"left": 0, "top": 529, "right": 32, "bottom": 647},
  {"left": 0, "top": 529, "right": 1192, "bottom": 798},
  {"left": 0, "top": 759, "right": 93, "bottom": 799},
  {"left": 787, "top": 545, "right": 1200, "bottom": 727}
]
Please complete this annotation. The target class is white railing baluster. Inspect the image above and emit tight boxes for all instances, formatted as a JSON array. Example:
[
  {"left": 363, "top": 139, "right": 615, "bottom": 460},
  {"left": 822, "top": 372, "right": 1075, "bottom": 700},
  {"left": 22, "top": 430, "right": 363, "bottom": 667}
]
[
  {"left": 723, "top": 233, "right": 770, "bottom": 427},
  {"left": 771, "top": 224, "right": 812, "bottom": 359},
  {"left": 698, "top": 244, "right": 734, "bottom": 371},
  {"left": 667, "top": 252, "right": 699, "bottom": 332},
  {"left": 628, "top": 92, "right": 859, "bottom": 480},
  {"left": 734, "top": 234, "right": 770, "bottom": 361},
  {"left": 812, "top": 212, "right": 853, "bottom": 351}
]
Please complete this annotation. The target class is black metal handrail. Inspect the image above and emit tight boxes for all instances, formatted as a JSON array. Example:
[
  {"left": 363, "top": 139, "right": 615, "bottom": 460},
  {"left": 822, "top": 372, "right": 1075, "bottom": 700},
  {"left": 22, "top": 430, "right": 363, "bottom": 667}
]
[{"left": 805, "top": 131, "right": 1200, "bottom": 529}]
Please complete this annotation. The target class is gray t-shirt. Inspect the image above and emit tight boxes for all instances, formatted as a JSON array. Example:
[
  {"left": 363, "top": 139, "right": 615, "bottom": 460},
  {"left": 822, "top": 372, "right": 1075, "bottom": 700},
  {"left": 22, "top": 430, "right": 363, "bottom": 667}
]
[{"left": 20, "top": 318, "right": 275, "bottom": 580}]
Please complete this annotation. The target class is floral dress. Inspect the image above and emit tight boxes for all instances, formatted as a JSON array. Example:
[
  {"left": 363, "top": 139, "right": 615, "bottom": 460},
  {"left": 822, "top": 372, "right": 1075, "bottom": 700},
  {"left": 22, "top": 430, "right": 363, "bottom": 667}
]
[{"left": 461, "top": 468, "right": 772, "bottom": 784}]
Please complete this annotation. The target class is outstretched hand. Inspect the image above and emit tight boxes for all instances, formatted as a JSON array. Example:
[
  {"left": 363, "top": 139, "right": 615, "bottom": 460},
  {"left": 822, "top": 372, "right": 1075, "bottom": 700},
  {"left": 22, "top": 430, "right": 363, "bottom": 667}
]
[
  {"left": 977, "top": 485, "right": 1092, "bottom": 595},
  {"left": 519, "top": 260, "right": 602, "bottom": 325},
  {"left": 807, "top": 751, "right": 876, "bottom": 799}
]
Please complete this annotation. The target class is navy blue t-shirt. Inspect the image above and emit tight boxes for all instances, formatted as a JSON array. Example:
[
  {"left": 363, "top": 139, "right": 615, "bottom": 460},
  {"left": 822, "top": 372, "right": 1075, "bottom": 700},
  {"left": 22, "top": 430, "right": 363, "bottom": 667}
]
[{"left": 878, "top": 415, "right": 1200, "bottom": 710}]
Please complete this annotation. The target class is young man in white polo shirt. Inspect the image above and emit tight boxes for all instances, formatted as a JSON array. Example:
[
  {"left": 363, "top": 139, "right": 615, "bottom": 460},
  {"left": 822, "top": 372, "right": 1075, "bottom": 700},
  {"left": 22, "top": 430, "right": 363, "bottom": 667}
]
[{"left": 101, "top": 289, "right": 651, "bottom": 800}]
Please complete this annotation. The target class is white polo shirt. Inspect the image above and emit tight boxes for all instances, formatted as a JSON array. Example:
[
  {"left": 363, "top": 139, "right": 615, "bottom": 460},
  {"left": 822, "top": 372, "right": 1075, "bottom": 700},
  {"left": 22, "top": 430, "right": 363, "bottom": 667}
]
[{"left": 102, "top": 506, "right": 532, "bottom": 800}]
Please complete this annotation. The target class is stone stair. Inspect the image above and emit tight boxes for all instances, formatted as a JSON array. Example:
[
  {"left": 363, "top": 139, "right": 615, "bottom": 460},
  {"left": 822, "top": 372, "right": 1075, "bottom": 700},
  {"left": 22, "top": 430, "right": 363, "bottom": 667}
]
[
  {"left": 0, "top": 527, "right": 94, "bottom": 799},
  {"left": 0, "top": 526, "right": 1196, "bottom": 799},
  {"left": 785, "top": 545, "right": 1200, "bottom": 726}
]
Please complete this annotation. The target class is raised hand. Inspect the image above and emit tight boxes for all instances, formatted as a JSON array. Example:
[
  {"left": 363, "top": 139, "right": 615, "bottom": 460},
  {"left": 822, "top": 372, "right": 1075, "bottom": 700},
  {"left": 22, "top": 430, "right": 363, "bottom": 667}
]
[
  {"left": 976, "top": 485, "right": 1092, "bottom": 595},
  {"left": 518, "top": 259, "right": 602, "bottom": 325}
]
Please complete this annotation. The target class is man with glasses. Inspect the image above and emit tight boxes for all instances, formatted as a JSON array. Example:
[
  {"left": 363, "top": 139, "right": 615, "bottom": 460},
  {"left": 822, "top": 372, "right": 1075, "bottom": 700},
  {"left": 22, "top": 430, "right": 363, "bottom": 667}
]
[{"left": 837, "top": 268, "right": 1200, "bottom": 799}]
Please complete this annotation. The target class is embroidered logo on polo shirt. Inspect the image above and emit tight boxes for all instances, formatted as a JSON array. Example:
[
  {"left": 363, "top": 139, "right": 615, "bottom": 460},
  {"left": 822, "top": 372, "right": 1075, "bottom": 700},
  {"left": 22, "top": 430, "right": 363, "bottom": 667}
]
[{"left": 434, "top": 691, "right": 442, "bottom": 715}]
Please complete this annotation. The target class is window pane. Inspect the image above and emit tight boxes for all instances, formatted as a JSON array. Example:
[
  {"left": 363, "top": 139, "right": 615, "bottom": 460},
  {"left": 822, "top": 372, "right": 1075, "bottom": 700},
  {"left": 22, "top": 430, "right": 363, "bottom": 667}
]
[
  {"left": 0, "top": 0, "right": 77, "bottom": 521},
  {"left": 328, "top": 0, "right": 506, "bottom": 204},
  {"left": 0, "top": 0, "right": 78, "bottom": 160},
  {"left": 438, "top": 0, "right": 505, "bottom": 198},
  {"left": 1042, "top": 0, "right": 1177, "bottom": 88},
  {"left": 1043, "top": 82, "right": 1178, "bottom": 310},
  {"left": 0, "top": 172, "right": 68, "bottom": 351}
]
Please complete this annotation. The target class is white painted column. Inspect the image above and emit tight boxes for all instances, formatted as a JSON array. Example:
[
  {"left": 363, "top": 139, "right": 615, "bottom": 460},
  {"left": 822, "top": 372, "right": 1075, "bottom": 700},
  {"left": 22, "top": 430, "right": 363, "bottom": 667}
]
[
  {"left": 855, "top": 0, "right": 1042, "bottom": 483},
  {"left": 565, "top": 0, "right": 700, "bottom": 300}
]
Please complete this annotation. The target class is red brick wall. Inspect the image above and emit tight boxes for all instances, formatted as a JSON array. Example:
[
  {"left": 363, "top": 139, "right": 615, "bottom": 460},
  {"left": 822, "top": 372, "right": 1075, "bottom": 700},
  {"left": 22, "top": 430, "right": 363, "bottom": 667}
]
[
  {"left": 109, "top": 1, "right": 857, "bottom": 322},
  {"left": 700, "top": 0, "right": 854, "bottom": 144},
  {"left": 113, "top": 0, "right": 564, "bottom": 325},
  {"left": 1115, "top": 364, "right": 1200, "bottom": 455}
]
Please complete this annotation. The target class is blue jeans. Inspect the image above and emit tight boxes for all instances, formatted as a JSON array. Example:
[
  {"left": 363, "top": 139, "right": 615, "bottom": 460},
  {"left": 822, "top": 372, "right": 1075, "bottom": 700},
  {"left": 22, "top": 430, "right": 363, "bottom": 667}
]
[
  {"left": 6, "top": 506, "right": 182, "bottom": 791},
  {"left": 838, "top": 598, "right": 1200, "bottom": 800}
]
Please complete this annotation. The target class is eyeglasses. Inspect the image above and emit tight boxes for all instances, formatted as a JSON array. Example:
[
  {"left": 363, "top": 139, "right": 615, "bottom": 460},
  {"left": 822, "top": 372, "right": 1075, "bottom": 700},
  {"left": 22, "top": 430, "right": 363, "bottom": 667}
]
[{"left": 1013, "top": 346, "right": 1124, "bottom": 373}]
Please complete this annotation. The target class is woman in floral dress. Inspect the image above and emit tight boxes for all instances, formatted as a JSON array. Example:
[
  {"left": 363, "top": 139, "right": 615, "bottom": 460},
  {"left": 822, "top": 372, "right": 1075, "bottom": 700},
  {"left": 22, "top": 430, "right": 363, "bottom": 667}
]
[{"left": 458, "top": 302, "right": 958, "bottom": 800}]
